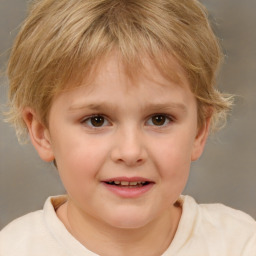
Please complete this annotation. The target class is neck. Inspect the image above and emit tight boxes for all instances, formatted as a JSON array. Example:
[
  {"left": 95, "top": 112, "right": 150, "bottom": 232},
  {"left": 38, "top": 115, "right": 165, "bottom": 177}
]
[{"left": 57, "top": 200, "right": 181, "bottom": 256}]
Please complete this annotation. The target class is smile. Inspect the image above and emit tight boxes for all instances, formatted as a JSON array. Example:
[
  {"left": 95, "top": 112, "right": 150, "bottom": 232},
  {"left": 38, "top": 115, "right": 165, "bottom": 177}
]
[
  {"left": 102, "top": 177, "right": 154, "bottom": 198},
  {"left": 105, "top": 181, "right": 149, "bottom": 187}
]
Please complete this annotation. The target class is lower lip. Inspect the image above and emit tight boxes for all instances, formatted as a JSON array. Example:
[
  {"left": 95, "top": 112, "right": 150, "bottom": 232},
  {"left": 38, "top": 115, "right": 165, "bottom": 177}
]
[{"left": 102, "top": 182, "right": 154, "bottom": 198}]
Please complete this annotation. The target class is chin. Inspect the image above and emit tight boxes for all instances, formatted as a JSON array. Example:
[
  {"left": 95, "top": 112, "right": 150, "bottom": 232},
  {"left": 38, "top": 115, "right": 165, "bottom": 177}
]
[
  {"left": 104, "top": 209, "right": 154, "bottom": 230},
  {"left": 111, "top": 219, "right": 150, "bottom": 230}
]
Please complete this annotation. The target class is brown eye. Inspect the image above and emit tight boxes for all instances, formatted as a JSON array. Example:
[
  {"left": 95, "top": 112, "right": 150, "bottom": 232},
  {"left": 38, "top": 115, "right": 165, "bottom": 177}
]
[
  {"left": 152, "top": 115, "right": 166, "bottom": 126},
  {"left": 82, "top": 115, "right": 109, "bottom": 127},
  {"left": 91, "top": 116, "right": 105, "bottom": 127},
  {"left": 147, "top": 115, "right": 171, "bottom": 126}
]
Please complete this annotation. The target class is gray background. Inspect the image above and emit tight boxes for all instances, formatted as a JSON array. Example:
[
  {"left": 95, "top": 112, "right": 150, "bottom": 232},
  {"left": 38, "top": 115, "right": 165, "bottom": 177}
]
[{"left": 0, "top": 0, "right": 256, "bottom": 230}]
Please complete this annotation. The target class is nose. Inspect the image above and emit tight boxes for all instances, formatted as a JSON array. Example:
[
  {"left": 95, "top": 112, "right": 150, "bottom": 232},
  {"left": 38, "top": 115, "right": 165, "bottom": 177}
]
[{"left": 110, "top": 127, "right": 147, "bottom": 167}]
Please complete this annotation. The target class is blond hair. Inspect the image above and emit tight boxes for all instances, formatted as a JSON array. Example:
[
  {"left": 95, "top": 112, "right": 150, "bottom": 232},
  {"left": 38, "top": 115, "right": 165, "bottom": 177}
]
[{"left": 6, "top": 0, "right": 233, "bottom": 141}]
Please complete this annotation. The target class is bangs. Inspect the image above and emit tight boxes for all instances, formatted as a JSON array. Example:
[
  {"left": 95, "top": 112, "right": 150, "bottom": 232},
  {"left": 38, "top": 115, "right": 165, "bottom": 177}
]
[
  {"left": 39, "top": 1, "right": 184, "bottom": 93},
  {"left": 7, "top": 0, "right": 232, "bottom": 141}
]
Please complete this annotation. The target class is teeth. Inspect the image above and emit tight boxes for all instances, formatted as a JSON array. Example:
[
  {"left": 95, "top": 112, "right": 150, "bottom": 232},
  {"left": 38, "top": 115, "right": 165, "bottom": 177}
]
[
  {"left": 108, "top": 181, "right": 148, "bottom": 186},
  {"left": 120, "top": 181, "right": 129, "bottom": 186}
]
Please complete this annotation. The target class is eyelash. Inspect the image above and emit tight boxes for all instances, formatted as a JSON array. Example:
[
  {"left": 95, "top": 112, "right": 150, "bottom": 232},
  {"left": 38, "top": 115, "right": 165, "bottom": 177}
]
[
  {"left": 81, "top": 114, "right": 111, "bottom": 128},
  {"left": 80, "top": 113, "right": 174, "bottom": 128},
  {"left": 146, "top": 114, "right": 174, "bottom": 127}
]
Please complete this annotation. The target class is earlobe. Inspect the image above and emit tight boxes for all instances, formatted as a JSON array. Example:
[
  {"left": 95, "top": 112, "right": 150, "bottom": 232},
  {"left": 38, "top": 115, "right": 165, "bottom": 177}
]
[
  {"left": 191, "top": 116, "right": 211, "bottom": 161},
  {"left": 22, "top": 108, "right": 55, "bottom": 162}
]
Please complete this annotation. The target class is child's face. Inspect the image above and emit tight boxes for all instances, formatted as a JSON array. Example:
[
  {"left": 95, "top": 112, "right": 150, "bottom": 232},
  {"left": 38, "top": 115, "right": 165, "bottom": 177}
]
[{"left": 29, "top": 54, "right": 209, "bottom": 229}]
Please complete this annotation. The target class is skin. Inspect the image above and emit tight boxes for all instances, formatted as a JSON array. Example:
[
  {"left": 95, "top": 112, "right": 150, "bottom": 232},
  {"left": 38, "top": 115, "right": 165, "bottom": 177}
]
[{"left": 23, "top": 54, "right": 210, "bottom": 256}]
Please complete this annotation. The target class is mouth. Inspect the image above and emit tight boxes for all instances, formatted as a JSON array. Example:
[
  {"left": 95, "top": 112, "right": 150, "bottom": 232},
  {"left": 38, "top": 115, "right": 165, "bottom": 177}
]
[
  {"left": 102, "top": 177, "right": 155, "bottom": 198},
  {"left": 104, "top": 180, "right": 151, "bottom": 188},
  {"left": 102, "top": 177, "right": 154, "bottom": 198}
]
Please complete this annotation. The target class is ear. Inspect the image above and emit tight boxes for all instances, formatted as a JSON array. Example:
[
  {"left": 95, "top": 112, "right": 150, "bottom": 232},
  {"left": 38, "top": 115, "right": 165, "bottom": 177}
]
[
  {"left": 191, "top": 116, "right": 211, "bottom": 161},
  {"left": 22, "top": 108, "right": 55, "bottom": 162}
]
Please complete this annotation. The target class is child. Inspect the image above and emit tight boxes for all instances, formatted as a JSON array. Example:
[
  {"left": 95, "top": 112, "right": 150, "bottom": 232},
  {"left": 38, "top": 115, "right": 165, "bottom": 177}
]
[{"left": 1, "top": 0, "right": 256, "bottom": 255}]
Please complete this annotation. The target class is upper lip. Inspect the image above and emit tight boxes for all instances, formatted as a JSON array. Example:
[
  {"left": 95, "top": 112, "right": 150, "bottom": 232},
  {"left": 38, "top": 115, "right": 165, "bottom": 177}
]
[{"left": 102, "top": 176, "right": 154, "bottom": 183}]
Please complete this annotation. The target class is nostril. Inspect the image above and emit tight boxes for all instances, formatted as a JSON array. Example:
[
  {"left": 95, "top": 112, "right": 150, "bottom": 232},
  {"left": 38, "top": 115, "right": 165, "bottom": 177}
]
[{"left": 110, "top": 138, "right": 147, "bottom": 166}]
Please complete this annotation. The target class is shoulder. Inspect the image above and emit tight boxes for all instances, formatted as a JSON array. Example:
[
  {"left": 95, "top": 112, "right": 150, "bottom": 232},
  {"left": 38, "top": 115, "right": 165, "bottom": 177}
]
[
  {"left": 0, "top": 210, "right": 45, "bottom": 255},
  {"left": 0, "top": 196, "right": 68, "bottom": 256},
  {"left": 0, "top": 209, "right": 44, "bottom": 234},
  {"left": 196, "top": 198, "right": 256, "bottom": 233},
  {"left": 182, "top": 195, "right": 256, "bottom": 233},
  {"left": 178, "top": 195, "right": 256, "bottom": 255}
]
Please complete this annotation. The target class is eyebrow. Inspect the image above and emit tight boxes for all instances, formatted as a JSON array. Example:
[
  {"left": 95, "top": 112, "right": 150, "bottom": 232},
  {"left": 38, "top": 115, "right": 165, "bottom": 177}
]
[
  {"left": 68, "top": 103, "right": 117, "bottom": 112},
  {"left": 68, "top": 102, "right": 187, "bottom": 113},
  {"left": 141, "top": 102, "right": 188, "bottom": 113}
]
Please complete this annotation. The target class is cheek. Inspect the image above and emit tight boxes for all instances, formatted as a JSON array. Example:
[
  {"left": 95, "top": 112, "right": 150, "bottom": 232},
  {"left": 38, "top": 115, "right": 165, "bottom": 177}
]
[
  {"left": 153, "top": 134, "right": 194, "bottom": 169},
  {"left": 160, "top": 148, "right": 191, "bottom": 188},
  {"left": 150, "top": 135, "right": 193, "bottom": 191},
  {"left": 51, "top": 133, "right": 109, "bottom": 185},
  {"left": 55, "top": 145, "right": 103, "bottom": 200}
]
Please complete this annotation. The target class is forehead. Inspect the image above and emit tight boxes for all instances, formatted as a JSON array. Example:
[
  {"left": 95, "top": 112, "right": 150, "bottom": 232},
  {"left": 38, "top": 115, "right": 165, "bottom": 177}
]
[
  {"left": 53, "top": 53, "right": 195, "bottom": 113},
  {"left": 64, "top": 51, "right": 190, "bottom": 95}
]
